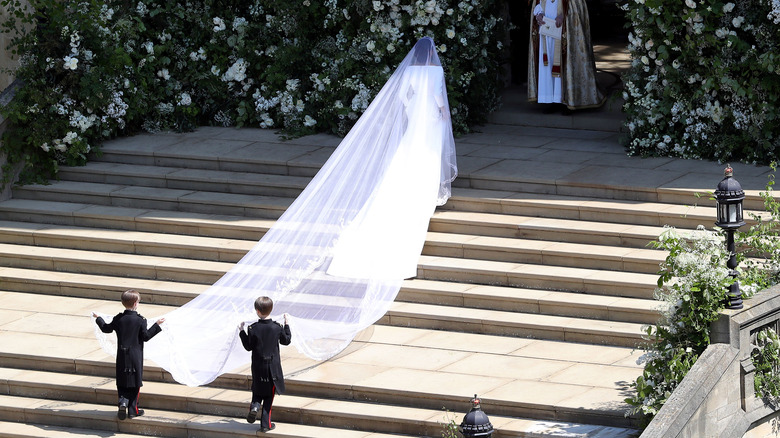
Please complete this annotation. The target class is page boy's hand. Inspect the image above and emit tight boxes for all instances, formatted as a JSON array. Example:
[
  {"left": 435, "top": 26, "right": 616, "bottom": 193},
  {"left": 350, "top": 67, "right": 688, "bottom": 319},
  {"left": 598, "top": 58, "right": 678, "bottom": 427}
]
[
  {"left": 156, "top": 318, "right": 165, "bottom": 325},
  {"left": 239, "top": 321, "right": 245, "bottom": 330},
  {"left": 92, "top": 312, "right": 98, "bottom": 318},
  {"left": 283, "top": 313, "right": 289, "bottom": 325}
]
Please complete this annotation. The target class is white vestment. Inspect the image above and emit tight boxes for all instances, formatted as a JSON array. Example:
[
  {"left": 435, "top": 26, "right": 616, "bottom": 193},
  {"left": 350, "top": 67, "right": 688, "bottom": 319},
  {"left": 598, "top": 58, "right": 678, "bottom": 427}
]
[{"left": 535, "top": 0, "right": 562, "bottom": 103}]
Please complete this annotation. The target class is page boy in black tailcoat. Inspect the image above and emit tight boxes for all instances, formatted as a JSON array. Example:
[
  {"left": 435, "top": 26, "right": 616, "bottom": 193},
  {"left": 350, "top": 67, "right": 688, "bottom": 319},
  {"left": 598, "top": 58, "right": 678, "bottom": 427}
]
[
  {"left": 93, "top": 289, "right": 164, "bottom": 420},
  {"left": 239, "top": 296, "right": 292, "bottom": 433}
]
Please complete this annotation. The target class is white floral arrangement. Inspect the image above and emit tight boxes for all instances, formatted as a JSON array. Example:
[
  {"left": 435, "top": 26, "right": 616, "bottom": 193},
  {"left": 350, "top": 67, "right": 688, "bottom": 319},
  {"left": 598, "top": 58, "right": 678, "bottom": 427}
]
[
  {"left": 621, "top": 0, "right": 780, "bottom": 165},
  {"left": 0, "top": 0, "right": 505, "bottom": 184}
]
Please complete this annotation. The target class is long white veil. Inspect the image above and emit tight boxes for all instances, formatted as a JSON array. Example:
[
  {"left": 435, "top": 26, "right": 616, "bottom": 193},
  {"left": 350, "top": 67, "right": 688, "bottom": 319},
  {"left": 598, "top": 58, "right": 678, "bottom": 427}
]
[{"left": 93, "top": 37, "right": 457, "bottom": 387}]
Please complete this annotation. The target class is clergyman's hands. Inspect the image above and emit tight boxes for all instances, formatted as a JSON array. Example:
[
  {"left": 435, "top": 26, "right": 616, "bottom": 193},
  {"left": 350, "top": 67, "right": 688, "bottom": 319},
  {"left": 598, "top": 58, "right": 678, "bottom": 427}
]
[
  {"left": 555, "top": 14, "right": 564, "bottom": 28},
  {"left": 535, "top": 13, "right": 544, "bottom": 26}
]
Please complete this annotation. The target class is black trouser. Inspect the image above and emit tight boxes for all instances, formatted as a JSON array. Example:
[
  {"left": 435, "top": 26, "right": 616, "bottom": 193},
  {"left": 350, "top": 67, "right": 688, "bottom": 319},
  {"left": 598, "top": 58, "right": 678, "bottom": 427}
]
[
  {"left": 251, "top": 380, "right": 276, "bottom": 429},
  {"left": 118, "top": 386, "right": 140, "bottom": 415}
]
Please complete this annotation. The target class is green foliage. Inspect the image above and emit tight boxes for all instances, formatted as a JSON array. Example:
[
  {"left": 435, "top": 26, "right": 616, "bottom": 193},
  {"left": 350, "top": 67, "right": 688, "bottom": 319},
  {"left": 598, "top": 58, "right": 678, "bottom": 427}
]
[
  {"left": 0, "top": 0, "right": 506, "bottom": 184},
  {"left": 621, "top": 0, "right": 780, "bottom": 164},
  {"left": 753, "top": 326, "right": 780, "bottom": 402},
  {"left": 626, "top": 224, "right": 732, "bottom": 421},
  {"left": 627, "top": 166, "right": 780, "bottom": 425},
  {"left": 439, "top": 409, "right": 460, "bottom": 438}
]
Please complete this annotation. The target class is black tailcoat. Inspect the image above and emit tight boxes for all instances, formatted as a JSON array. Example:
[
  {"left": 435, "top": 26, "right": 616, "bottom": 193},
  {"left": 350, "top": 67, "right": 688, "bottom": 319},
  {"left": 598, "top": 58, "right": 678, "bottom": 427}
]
[
  {"left": 239, "top": 318, "right": 292, "bottom": 394},
  {"left": 96, "top": 310, "right": 162, "bottom": 388}
]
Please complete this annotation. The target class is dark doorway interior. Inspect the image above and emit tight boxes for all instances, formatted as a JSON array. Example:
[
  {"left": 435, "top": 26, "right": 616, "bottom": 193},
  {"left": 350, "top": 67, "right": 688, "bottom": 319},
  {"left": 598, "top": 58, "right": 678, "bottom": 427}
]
[{"left": 506, "top": 0, "right": 629, "bottom": 88}]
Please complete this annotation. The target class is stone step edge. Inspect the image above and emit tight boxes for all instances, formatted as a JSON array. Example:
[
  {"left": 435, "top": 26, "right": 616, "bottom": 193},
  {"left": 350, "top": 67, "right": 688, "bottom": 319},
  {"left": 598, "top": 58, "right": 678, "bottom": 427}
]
[
  {"left": 0, "top": 267, "right": 662, "bottom": 326},
  {"left": 90, "top": 146, "right": 768, "bottom": 210},
  {"left": 14, "top": 180, "right": 770, "bottom": 228},
  {"left": 0, "top": 368, "right": 638, "bottom": 437},
  {"left": 0, "top": 419, "right": 151, "bottom": 438},
  {"left": 0, "top": 198, "right": 673, "bottom": 249},
  {"left": 0, "top": 220, "right": 666, "bottom": 274},
  {"left": 0, "top": 393, "right": 411, "bottom": 438},
  {"left": 0, "top": 269, "right": 648, "bottom": 346},
  {"left": 0, "top": 242, "right": 659, "bottom": 298}
]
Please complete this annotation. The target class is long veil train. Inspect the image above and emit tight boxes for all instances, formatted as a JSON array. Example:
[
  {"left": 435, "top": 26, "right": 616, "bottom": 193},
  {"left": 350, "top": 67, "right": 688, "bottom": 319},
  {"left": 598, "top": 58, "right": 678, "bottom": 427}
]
[{"left": 93, "top": 37, "right": 457, "bottom": 387}]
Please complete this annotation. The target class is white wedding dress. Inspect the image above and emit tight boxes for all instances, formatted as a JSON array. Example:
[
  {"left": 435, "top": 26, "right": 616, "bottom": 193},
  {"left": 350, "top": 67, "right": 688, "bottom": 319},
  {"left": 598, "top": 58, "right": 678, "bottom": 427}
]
[
  {"left": 93, "top": 37, "right": 457, "bottom": 387},
  {"left": 327, "top": 65, "right": 447, "bottom": 280}
]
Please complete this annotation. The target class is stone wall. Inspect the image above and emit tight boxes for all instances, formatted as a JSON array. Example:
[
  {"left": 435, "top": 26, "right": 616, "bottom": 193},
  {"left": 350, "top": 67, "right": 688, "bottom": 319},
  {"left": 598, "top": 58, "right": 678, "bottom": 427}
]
[
  {"left": 0, "top": 0, "right": 30, "bottom": 91},
  {"left": 640, "top": 284, "right": 780, "bottom": 437}
]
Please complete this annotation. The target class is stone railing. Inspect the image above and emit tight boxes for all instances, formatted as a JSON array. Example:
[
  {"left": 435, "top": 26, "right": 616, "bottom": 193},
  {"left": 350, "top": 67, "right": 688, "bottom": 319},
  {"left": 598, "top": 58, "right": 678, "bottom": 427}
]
[{"left": 641, "top": 284, "right": 780, "bottom": 438}]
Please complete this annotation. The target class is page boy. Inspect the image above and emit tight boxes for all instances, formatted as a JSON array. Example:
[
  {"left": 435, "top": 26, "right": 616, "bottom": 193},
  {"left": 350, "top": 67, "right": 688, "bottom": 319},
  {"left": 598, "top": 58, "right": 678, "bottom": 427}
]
[
  {"left": 93, "top": 289, "right": 164, "bottom": 420},
  {"left": 239, "top": 296, "right": 292, "bottom": 432}
]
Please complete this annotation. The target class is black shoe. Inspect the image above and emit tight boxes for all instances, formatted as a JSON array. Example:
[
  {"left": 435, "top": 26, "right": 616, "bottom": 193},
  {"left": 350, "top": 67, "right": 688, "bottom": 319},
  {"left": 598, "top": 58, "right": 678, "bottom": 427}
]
[
  {"left": 128, "top": 409, "right": 144, "bottom": 419},
  {"left": 247, "top": 403, "right": 260, "bottom": 424},
  {"left": 259, "top": 422, "right": 276, "bottom": 433},
  {"left": 117, "top": 397, "right": 128, "bottom": 420},
  {"left": 561, "top": 106, "right": 573, "bottom": 115}
]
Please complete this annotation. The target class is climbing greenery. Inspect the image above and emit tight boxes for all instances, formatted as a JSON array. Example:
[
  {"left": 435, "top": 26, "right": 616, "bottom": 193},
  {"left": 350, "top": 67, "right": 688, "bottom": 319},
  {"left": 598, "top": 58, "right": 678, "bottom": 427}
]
[
  {"left": 753, "top": 326, "right": 780, "bottom": 402},
  {"left": 627, "top": 165, "right": 780, "bottom": 424},
  {"left": 0, "top": 0, "right": 506, "bottom": 185}
]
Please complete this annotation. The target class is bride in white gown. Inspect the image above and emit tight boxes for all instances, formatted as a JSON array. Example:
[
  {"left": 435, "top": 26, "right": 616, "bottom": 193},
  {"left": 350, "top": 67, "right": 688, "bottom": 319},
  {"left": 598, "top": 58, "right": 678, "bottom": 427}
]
[
  {"left": 327, "top": 39, "right": 450, "bottom": 280},
  {"left": 92, "top": 37, "right": 457, "bottom": 387}
]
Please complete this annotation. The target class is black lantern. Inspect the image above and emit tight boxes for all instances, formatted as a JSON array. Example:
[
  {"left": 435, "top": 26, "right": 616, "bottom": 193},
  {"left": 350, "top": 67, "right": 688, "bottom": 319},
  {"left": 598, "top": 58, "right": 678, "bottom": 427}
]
[
  {"left": 459, "top": 394, "right": 493, "bottom": 438},
  {"left": 714, "top": 165, "right": 746, "bottom": 309}
]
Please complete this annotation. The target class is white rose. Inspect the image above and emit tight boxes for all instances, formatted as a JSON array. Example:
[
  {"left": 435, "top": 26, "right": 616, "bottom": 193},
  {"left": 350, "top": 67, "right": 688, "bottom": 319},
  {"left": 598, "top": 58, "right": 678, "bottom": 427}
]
[
  {"left": 63, "top": 55, "right": 78, "bottom": 70},
  {"left": 685, "top": 0, "right": 696, "bottom": 9}
]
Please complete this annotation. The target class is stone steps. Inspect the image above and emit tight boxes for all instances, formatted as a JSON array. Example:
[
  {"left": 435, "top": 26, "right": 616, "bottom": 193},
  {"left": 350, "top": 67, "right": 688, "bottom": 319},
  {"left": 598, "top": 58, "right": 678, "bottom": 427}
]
[
  {"left": 0, "top": 263, "right": 649, "bottom": 345},
  {"left": 0, "top": 290, "right": 642, "bottom": 434},
  {"left": 0, "top": 367, "right": 635, "bottom": 438},
  {"left": 0, "top": 238, "right": 658, "bottom": 300},
  {"left": 13, "top": 177, "right": 748, "bottom": 232},
  {"left": 0, "top": 219, "right": 664, "bottom": 273},
  {"left": 0, "top": 394, "right": 412, "bottom": 438},
  {"left": 0, "top": 197, "right": 666, "bottom": 250},
  {"left": 0, "top": 127, "right": 698, "bottom": 436}
]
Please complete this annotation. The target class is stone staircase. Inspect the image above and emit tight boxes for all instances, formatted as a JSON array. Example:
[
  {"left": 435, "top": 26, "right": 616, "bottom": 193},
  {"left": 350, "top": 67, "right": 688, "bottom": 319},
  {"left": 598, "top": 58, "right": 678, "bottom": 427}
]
[{"left": 0, "top": 126, "right": 769, "bottom": 437}]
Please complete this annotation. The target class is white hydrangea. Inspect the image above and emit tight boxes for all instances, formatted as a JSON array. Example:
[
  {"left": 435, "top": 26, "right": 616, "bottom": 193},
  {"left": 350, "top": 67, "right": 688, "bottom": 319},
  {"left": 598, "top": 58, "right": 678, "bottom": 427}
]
[
  {"left": 303, "top": 115, "right": 317, "bottom": 127},
  {"left": 178, "top": 92, "right": 192, "bottom": 106}
]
